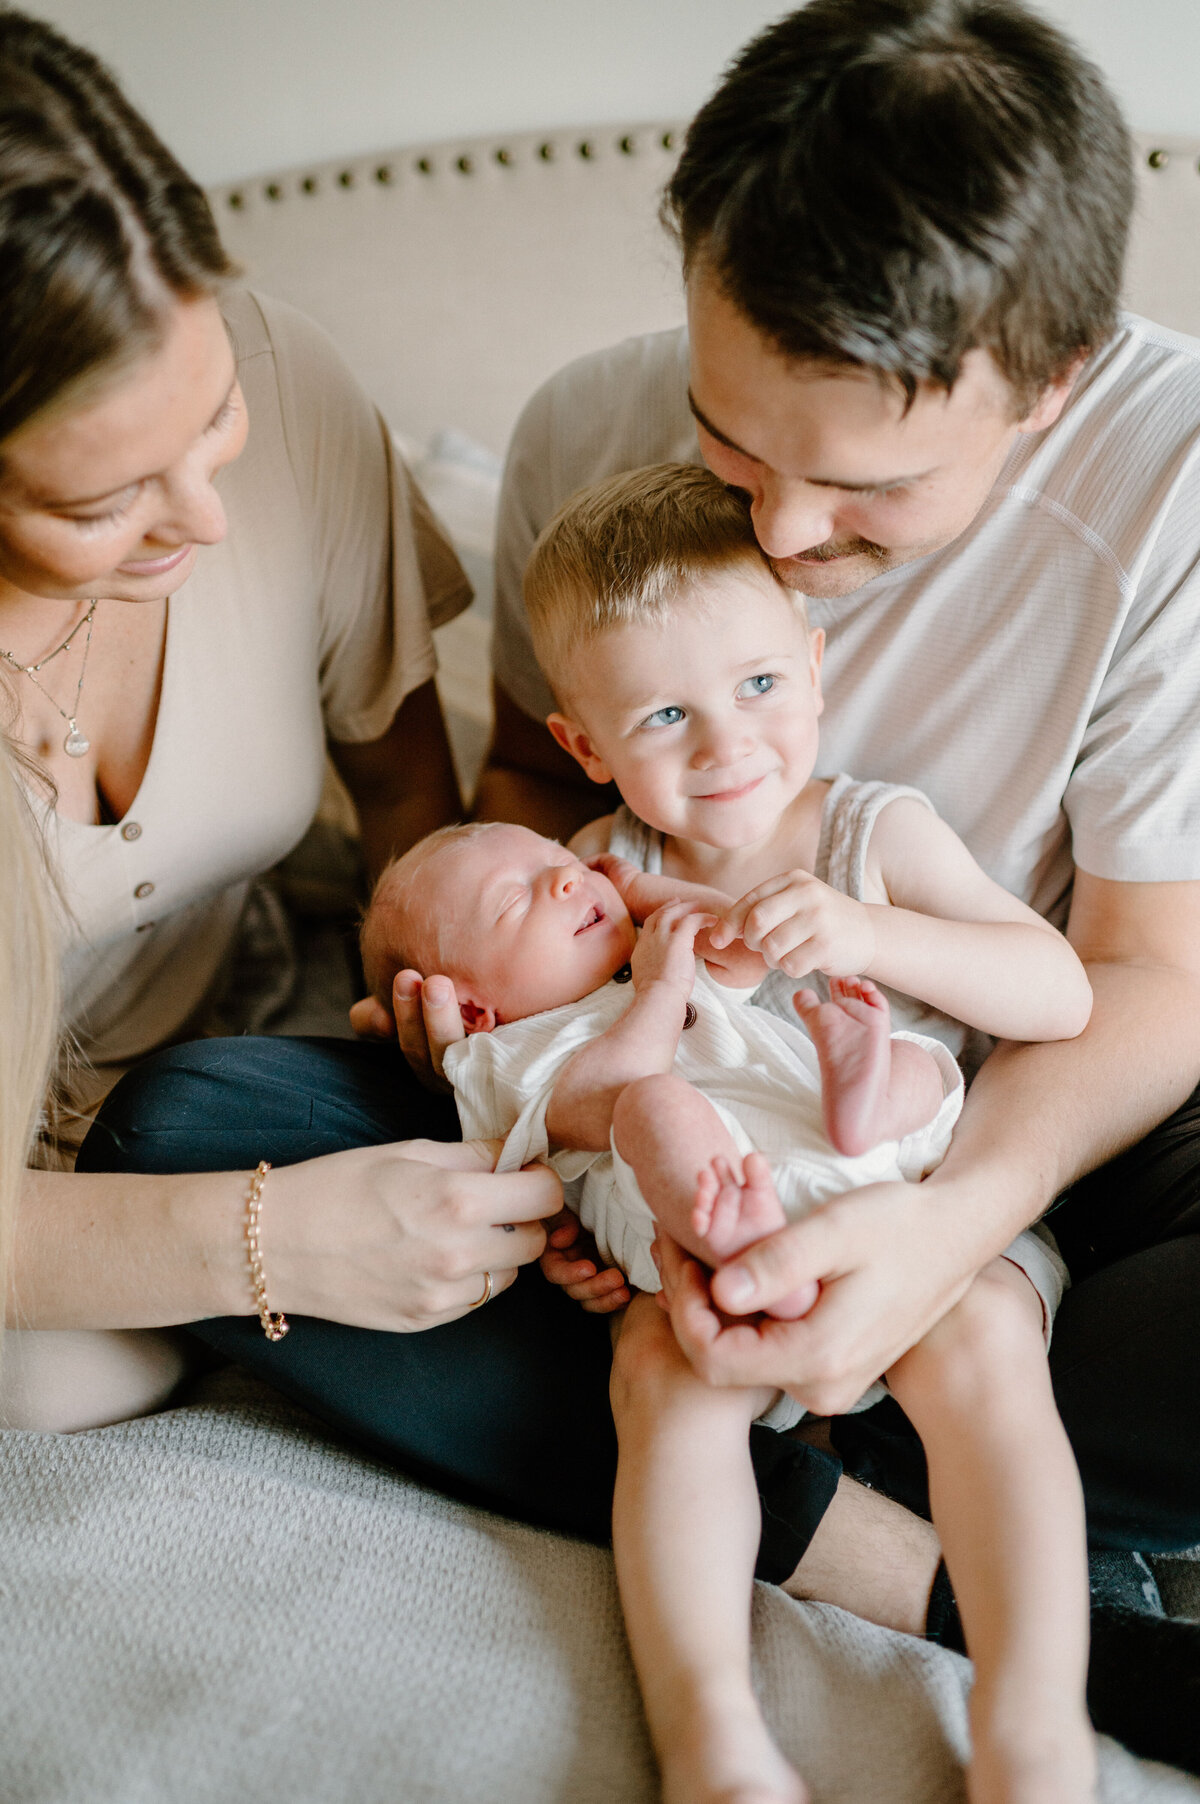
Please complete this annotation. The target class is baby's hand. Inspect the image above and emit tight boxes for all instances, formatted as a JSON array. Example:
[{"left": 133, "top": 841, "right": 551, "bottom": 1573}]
[
  {"left": 630, "top": 901, "right": 713, "bottom": 1001},
  {"left": 710, "top": 871, "right": 875, "bottom": 979},
  {"left": 539, "top": 1209, "right": 631, "bottom": 1314}
]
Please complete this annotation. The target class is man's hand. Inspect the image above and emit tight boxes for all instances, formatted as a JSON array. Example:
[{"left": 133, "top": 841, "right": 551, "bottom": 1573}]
[
  {"left": 654, "top": 1176, "right": 975, "bottom": 1415},
  {"left": 540, "top": 1209, "right": 631, "bottom": 1314},
  {"left": 349, "top": 969, "right": 466, "bottom": 1091},
  {"left": 710, "top": 870, "right": 875, "bottom": 979},
  {"left": 630, "top": 901, "right": 712, "bottom": 1002}
]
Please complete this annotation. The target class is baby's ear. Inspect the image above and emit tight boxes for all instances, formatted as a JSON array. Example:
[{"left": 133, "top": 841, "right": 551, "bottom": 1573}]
[
  {"left": 547, "top": 713, "right": 612, "bottom": 786},
  {"left": 460, "top": 998, "right": 497, "bottom": 1035}
]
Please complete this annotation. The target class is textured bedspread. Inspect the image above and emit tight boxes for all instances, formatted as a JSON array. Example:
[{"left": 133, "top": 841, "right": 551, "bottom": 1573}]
[{"left": 0, "top": 1369, "right": 1194, "bottom": 1803}]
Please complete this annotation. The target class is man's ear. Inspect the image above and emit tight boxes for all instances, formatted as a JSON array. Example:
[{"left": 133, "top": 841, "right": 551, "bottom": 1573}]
[
  {"left": 808, "top": 627, "right": 825, "bottom": 719},
  {"left": 547, "top": 712, "right": 613, "bottom": 785},
  {"left": 460, "top": 997, "right": 498, "bottom": 1035},
  {"left": 1018, "top": 354, "right": 1086, "bottom": 434}
]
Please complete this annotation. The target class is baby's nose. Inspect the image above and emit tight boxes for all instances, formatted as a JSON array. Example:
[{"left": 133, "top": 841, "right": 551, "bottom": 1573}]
[{"left": 550, "top": 865, "right": 579, "bottom": 898}]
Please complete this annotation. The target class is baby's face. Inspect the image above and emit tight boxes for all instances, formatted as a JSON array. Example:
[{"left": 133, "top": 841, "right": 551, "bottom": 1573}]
[
  {"left": 551, "top": 566, "right": 824, "bottom": 850},
  {"left": 423, "top": 825, "right": 636, "bottom": 1028}
]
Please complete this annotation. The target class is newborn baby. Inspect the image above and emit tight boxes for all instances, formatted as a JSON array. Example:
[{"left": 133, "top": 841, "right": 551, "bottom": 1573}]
[{"left": 361, "top": 817, "right": 979, "bottom": 1381}]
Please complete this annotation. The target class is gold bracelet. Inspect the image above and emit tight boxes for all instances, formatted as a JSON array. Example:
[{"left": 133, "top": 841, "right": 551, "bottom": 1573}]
[{"left": 244, "top": 1160, "right": 289, "bottom": 1342}]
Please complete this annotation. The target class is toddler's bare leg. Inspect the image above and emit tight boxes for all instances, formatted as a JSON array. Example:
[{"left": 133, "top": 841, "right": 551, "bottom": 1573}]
[
  {"left": 610, "top": 1294, "right": 806, "bottom": 1804},
  {"left": 612, "top": 1076, "right": 816, "bottom": 1318},
  {"left": 792, "top": 977, "right": 944, "bottom": 1155},
  {"left": 887, "top": 1260, "right": 1095, "bottom": 1804}
]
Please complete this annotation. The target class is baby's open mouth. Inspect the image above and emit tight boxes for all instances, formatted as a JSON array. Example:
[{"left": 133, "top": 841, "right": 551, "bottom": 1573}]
[{"left": 575, "top": 905, "right": 604, "bottom": 935}]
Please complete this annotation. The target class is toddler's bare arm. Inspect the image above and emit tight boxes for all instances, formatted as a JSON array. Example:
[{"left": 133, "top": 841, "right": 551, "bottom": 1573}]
[
  {"left": 714, "top": 800, "right": 1092, "bottom": 1042},
  {"left": 587, "top": 854, "right": 769, "bottom": 988}
]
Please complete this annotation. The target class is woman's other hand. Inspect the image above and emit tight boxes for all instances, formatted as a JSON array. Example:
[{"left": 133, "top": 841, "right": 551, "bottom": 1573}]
[
  {"left": 349, "top": 968, "right": 466, "bottom": 1091},
  {"left": 269, "top": 1136, "right": 562, "bottom": 1331},
  {"left": 539, "top": 1208, "right": 631, "bottom": 1314}
]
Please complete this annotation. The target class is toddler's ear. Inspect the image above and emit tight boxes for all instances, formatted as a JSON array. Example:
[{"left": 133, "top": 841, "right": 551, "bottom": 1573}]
[
  {"left": 547, "top": 713, "right": 612, "bottom": 786},
  {"left": 460, "top": 998, "right": 498, "bottom": 1035}
]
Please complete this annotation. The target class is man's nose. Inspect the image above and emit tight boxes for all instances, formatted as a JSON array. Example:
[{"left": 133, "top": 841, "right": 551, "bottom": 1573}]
[{"left": 751, "top": 476, "right": 836, "bottom": 559}]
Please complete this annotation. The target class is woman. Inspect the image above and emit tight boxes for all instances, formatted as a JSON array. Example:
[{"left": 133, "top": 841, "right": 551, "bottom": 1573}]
[
  {"left": 1, "top": 11, "right": 832, "bottom": 1571},
  {"left": 0, "top": 9, "right": 561, "bottom": 1430}
]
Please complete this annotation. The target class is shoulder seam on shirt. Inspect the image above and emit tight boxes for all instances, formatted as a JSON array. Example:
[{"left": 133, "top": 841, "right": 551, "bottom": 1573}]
[{"left": 1005, "top": 486, "right": 1134, "bottom": 595}]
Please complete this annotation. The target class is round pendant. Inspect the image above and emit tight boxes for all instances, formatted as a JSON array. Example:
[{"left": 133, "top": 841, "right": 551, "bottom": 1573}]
[{"left": 63, "top": 727, "right": 90, "bottom": 758}]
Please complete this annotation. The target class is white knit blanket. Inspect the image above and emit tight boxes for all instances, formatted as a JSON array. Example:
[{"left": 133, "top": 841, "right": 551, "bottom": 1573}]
[{"left": 0, "top": 1370, "right": 1193, "bottom": 1803}]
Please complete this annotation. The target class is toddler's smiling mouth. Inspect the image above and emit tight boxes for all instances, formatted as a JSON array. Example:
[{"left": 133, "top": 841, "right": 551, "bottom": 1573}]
[{"left": 575, "top": 905, "right": 605, "bottom": 935}]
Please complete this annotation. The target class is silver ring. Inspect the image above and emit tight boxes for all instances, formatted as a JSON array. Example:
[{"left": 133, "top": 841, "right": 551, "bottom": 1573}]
[{"left": 469, "top": 1270, "right": 494, "bottom": 1310}]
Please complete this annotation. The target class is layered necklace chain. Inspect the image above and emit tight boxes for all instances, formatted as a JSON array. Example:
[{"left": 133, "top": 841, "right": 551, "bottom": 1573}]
[{"left": 0, "top": 599, "right": 99, "bottom": 758}]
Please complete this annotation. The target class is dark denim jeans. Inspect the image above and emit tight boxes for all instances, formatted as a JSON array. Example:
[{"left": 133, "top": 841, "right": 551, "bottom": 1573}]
[{"left": 78, "top": 1034, "right": 839, "bottom": 1581}]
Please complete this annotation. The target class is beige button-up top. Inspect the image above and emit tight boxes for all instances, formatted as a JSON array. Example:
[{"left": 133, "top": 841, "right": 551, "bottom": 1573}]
[{"left": 41, "top": 287, "right": 469, "bottom": 1133}]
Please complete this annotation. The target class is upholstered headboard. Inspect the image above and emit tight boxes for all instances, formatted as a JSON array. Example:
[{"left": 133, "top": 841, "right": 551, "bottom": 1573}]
[
  {"left": 208, "top": 123, "right": 1200, "bottom": 461},
  {"left": 208, "top": 122, "right": 688, "bottom": 460}
]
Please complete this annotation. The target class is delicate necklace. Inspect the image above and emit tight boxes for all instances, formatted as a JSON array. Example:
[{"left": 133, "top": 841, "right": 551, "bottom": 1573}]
[{"left": 0, "top": 599, "right": 99, "bottom": 758}]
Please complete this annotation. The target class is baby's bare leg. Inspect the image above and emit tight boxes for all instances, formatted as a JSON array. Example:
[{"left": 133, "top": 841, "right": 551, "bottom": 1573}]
[
  {"left": 887, "top": 1260, "right": 1095, "bottom": 1804},
  {"left": 792, "top": 978, "right": 943, "bottom": 1156},
  {"left": 610, "top": 1294, "right": 806, "bottom": 1804},
  {"left": 612, "top": 1076, "right": 816, "bottom": 1318}
]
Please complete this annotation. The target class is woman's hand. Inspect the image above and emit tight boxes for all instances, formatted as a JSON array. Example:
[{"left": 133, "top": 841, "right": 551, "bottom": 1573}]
[
  {"left": 349, "top": 969, "right": 466, "bottom": 1092},
  {"left": 540, "top": 1208, "right": 631, "bottom": 1314},
  {"left": 267, "top": 1136, "right": 562, "bottom": 1331}
]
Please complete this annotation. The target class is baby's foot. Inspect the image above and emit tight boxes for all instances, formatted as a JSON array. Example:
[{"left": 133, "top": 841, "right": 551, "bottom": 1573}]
[
  {"left": 793, "top": 976, "right": 893, "bottom": 1155},
  {"left": 658, "top": 1686, "right": 808, "bottom": 1804},
  {"left": 694, "top": 1153, "right": 817, "bottom": 1320}
]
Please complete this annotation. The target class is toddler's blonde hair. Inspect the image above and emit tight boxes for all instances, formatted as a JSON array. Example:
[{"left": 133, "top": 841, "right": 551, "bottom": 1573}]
[{"left": 524, "top": 462, "right": 805, "bottom": 702}]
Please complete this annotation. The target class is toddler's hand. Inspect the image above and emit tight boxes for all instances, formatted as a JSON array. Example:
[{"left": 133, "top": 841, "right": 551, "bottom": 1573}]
[
  {"left": 539, "top": 1209, "right": 631, "bottom": 1314},
  {"left": 630, "top": 900, "right": 713, "bottom": 1001},
  {"left": 710, "top": 871, "right": 875, "bottom": 979},
  {"left": 587, "top": 854, "right": 673, "bottom": 924}
]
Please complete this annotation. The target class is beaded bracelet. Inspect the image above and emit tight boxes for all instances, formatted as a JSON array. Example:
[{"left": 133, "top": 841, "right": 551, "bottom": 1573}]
[{"left": 244, "top": 1160, "right": 289, "bottom": 1341}]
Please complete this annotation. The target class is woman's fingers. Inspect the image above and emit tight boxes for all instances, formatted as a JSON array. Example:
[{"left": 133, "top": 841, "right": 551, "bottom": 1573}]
[
  {"left": 420, "top": 974, "right": 467, "bottom": 1078},
  {"left": 348, "top": 994, "right": 397, "bottom": 1040},
  {"left": 392, "top": 971, "right": 445, "bottom": 1086}
]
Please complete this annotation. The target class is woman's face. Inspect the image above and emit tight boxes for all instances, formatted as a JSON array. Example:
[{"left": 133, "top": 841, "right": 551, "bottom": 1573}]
[{"left": 0, "top": 295, "right": 248, "bottom": 606}]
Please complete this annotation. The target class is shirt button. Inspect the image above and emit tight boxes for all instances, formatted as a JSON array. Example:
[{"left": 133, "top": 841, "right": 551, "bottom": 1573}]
[
  {"left": 136, "top": 921, "right": 156, "bottom": 933},
  {"left": 121, "top": 821, "right": 142, "bottom": 841},
  {"left": 134, "top": 881, "right": 155, "bottom": 899}
]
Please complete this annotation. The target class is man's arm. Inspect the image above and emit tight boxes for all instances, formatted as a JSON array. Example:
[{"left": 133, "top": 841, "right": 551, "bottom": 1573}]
[
  {"left": 331, "top": 678, "right": 462, "bottom": 884},
  {"left": 474, "top": 680, "right": 609, "bottom": 838},
  {"left": 657, "top": 871, "right": 1200, "bottom": 1415}
]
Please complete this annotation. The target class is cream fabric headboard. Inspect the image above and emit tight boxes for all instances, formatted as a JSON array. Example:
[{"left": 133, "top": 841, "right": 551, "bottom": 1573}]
[
  {"left": 209, "top": 122, "right": 687, "bottom": 459},
  {"left": 208, "top": 123, "right": 1200, "bottom": 461}
]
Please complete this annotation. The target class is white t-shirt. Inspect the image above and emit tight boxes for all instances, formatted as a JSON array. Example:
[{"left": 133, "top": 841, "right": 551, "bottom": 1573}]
[
  {"left": 40, "top": 288, "right": 470, "bottom": 1137},
  {"left": 492, "top": 317, "right": 1200, "bottom": 924}
]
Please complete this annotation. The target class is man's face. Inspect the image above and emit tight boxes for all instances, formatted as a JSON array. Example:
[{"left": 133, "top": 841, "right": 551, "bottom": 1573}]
[{"left": 687, "top": 275, "right": 1073, "bottom": 599}]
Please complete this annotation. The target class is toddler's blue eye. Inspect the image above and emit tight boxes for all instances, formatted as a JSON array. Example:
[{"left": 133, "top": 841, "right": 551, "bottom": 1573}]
[
  {"left": 642, "top": 704, "right": 685, "bottom": 729},
  {"left": 737, "top": 674, "right": 776, "bottom": 699}
]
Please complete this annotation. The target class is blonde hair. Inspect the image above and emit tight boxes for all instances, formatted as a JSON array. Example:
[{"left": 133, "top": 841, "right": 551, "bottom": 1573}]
[
  {"left": 360, "top": 821, "right": 508, "bottom": 1002},
  {"left": 524, "top": 462, "right": 804, "bottom": 700},
  {"left": 0, "top": 735, "right": 61, "bottom": 1352}
]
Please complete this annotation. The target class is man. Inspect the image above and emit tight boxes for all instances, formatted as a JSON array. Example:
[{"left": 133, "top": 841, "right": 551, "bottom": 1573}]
[{"left": 446, "top": 0, "right": 1200, "bottom": 1762}]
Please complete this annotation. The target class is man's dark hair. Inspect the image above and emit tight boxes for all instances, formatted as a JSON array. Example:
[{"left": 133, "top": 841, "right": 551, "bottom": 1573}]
[{"left": 664, "top": 0, "right": 1134, "bottom": 410}]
